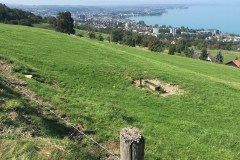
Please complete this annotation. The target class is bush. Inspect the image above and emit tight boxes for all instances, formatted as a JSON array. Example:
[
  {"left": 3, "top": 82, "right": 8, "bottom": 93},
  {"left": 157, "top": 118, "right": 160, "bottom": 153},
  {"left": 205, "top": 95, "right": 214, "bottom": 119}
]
[
  {"left": 168, "top": 45, "right": 176, "bottom": 55},
  {"left": 148, "top": 37, "right": 163, "bottom": 52},
  {"left": 76, "top": 33, "right": 84, "bottom": 37},
  {"left": 88, "top": 32, "right": 96, "bottom": 39},
  {"left": 97, "top": 34, "right": 104, "bottom": 41}
]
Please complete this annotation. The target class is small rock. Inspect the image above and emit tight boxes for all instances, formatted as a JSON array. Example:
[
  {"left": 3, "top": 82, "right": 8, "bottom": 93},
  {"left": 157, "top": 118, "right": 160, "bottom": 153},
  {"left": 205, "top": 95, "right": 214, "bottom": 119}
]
[{"left": 25, "top": 75, "right": 33, "bottom": 79}]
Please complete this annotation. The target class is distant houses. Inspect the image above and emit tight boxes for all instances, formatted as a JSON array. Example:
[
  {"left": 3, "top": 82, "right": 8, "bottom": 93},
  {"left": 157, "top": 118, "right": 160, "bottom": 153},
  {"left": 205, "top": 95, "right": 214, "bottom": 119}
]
[
  {"left": 206, "top": 55, "right": 216, "bottom": 62},
  {"left": 171, "top": 41, "right": 176, "bottom": 45},
  {"left": 192, "top": 52, "right": 216, "bottom": 62},
  {"left": 225, "top": 60, "right": 240, "bottom": 68},
  {"left": 185, "top": 49, "right": 240, "bottom": 69}
]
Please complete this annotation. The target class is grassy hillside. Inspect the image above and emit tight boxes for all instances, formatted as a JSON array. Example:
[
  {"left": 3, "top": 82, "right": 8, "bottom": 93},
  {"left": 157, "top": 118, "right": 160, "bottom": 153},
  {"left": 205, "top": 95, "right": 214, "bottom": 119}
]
[
  {"left": 1, "top": 23, "right": 240, "bottom": 159},
  {"left": 0, "top": 76, "right": 104, "bottom": 159}
]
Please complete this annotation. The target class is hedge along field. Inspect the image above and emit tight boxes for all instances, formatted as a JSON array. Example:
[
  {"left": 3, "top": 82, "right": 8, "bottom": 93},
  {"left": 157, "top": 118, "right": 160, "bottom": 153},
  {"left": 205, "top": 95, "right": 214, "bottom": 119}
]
[{"left": 1, "top": 23, "right": 240, "bottom": 159}]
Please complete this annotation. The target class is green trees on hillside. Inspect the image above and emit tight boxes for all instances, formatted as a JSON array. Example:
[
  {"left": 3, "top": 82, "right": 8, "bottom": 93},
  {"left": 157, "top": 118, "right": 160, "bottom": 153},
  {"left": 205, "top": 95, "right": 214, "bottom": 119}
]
[
  {"left": 97, "top": 34, "right": 104, "bottom": 41},
  {"left": 45, "top": 16, "right": 56, "bottom": 26},
  {"left": 55, "top": 12, "right": 75, "bottom": 34},
  {"left": 134, "top": 34, "right": 144, "bottom": 46},
  {"left": 176, "top": 38, "right": 188, "bottom": 53},
  {"left": 200, "top": 48, "right": 208, "bottom": 60},
  {"left": 110, "top": 29, "right": 167, "bottom": 49},
  {"left": 148, "top": 37, "right": 164, "bottom": 52},
  {"left": 122, "top": 35, "right": 135, "bottom": 47},
  {"left": 168, "top": 45, "right": 176, "bottom": 55},
  {"left": 88, "top": 32, "right": 96, "bottom": 39},
  {"left": 111, "top": 29, "right": 124, "bottom": 43},
  {"left": 0, "top": 3, "right": 42, "bottom": 26},
  {"left": 216, "top": 51, "right": 224, "bottom": 63},
  {"left": 187, "top": 48, "right": 194, "bottom": 58}
]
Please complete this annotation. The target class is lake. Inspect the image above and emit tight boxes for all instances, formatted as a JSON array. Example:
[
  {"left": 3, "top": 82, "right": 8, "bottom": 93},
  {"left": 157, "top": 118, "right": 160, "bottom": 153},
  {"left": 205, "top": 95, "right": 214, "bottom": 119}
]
[{"left": 129, "top": 4, "right": 240, "bottom": 34}]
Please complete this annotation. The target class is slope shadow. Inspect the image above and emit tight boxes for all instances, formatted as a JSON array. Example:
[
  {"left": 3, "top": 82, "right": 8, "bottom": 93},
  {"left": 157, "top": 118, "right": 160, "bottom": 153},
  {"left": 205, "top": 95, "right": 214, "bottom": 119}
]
[{"left": 0, "top": 79, "right": 77, "bottom": 139}]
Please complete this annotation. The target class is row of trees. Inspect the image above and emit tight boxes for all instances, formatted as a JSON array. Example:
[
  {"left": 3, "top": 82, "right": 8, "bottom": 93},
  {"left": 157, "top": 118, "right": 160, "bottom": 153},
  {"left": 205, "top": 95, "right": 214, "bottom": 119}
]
[
  {"left": 88, "top": 32, "right": 104, "bottom": 41},
  {"left": 75, "top": 24, "right": 226, "bottom": 63},
  {"left": 168, "top": 44, "right": 194, "bottom": 57},
  {"left": 78, "top": 23, "right": 238, "bottom": 51},
  {"left": 0, "top": 3, "right": 75, "bottom": 34},
  {"left": 94, "top": 28, "right": 225, "bottom": 63},
  {"left": 0, "top": 3, "right": 42, "bottom": 26},
  {"left": 0, "top": 4, "right": 76, "bottom": 34},
  {"left": 109, "top": 29, "right": 168, "bottom": 52}
]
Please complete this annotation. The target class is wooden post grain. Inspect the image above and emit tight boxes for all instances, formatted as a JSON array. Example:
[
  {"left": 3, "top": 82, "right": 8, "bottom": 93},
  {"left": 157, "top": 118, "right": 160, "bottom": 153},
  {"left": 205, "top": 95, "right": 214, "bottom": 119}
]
[{"left": 120, "top": 127, "right": 145, "bottom": 160}]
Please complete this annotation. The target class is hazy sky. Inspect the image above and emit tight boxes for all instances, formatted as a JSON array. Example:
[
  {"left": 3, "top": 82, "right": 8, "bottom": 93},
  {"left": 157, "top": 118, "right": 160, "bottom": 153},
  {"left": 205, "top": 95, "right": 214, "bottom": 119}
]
[{"left": 1, "top": 0, "right": 239, "bottom": 5}]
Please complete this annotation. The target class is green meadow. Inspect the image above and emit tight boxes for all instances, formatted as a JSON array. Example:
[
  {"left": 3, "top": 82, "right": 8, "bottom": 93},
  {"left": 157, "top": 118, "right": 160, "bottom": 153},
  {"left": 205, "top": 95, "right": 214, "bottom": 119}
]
[{"left": 1, "top": 23, "right": 240, "bottom": 159}]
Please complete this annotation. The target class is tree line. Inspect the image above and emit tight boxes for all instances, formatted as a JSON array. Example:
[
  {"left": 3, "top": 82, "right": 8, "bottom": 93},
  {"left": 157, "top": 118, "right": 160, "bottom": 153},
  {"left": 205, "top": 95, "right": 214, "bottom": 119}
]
[
  {"left": 0, "top": 3, "right": 42, "bottom": 26},
  {"left": 0, "top": 4, "right": 75, "bottom": 35}
]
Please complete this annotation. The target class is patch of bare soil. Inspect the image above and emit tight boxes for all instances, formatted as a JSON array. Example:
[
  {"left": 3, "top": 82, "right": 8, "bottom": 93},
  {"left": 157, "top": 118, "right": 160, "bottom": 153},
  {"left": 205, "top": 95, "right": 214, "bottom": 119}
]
[
  {"left": 8, "top": 111, "right": 18, "bottom": 121},
  {"left": 36, "top": 140, "right": 64, "bottom": 158},
  {"left": 69, "top": 125, "right": 84, "bottom": 142},
  {"left": 38, "top": 147, "right": 51, "bottom": 158},
  {"left": 135, "top": 79, "right": 184, "bottom": 97},
  {"left": 104, "top": 140, "right": 119, "bottom": 156},
  {"left": 101, "top": 156, "right": 119, "bottom": 160},
  {"left": 0, "top": 61, "right": 12, "bottom": 74},
  {"left": 20, "top": 131, "right": 32, "bottom": 138},
  {"left": 0, "top": 124, "right": 10, "bottom": 134}
]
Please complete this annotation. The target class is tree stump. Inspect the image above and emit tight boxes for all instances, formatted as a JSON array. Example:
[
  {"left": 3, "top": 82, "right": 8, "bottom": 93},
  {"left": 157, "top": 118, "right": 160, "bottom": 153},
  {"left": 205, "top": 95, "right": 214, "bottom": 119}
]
[{"left": 120, "top": 127, "right": 145, "bottom": 160}]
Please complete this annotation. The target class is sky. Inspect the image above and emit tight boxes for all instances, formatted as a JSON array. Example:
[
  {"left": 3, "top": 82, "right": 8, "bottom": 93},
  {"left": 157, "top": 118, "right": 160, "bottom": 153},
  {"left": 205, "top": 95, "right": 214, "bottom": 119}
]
[{"left": 1, "top": 0, "right": 240, "bottom": 5}]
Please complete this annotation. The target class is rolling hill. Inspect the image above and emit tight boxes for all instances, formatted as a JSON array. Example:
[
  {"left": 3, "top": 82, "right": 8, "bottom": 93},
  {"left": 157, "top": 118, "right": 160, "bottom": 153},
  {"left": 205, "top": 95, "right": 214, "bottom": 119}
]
[{"left": 1, "top": 23, "right": 240, "bottom": 159}]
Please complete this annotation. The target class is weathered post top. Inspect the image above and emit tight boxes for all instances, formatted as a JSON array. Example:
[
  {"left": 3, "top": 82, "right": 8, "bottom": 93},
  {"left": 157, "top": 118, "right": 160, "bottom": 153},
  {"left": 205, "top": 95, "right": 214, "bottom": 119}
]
[
  {"left": 140, "top": 78, "right": 143, "bottom": 86},
  {"left": 120, "top": 127, "right": 145, "bottom": 160}
]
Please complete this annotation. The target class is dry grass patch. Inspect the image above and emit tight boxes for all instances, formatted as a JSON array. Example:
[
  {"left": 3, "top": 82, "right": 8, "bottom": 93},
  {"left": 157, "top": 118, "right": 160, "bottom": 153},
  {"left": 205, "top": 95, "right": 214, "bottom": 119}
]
[
  {"left": 135, "top": 79, "right": 184, "bottom": 96},
  {"left": 8, "top": 111, "right": 18, "bottom": 121}
]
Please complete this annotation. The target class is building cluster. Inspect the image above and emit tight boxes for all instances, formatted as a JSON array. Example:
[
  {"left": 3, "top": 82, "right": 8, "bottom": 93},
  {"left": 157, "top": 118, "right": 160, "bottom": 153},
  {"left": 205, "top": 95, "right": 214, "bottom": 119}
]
[{"left": 205, "top": 35, "right": 240, "bottom": 42}]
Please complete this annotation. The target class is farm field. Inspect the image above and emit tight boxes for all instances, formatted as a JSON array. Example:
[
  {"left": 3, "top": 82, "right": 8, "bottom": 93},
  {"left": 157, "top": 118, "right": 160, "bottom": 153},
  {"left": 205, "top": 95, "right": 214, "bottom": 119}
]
[{"left": 1, "top": 23, "right": 240, "bottom": 159}]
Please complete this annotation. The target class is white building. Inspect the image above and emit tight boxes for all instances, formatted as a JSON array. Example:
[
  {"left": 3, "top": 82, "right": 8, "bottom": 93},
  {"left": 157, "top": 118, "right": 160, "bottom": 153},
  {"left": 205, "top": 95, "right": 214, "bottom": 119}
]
[
  {"left": 170, "top": 28, "right": 177, "bottom": 36},
  {"left": 125, "top": 23, "right": 129, "bottom": 30},
  {"left": 153, "top": 27, "right": 159, "bottom": 34}
]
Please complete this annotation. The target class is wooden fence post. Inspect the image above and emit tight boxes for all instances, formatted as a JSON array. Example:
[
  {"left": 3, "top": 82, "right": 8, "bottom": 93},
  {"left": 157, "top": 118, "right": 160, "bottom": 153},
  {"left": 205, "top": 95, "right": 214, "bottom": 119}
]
[{"left": 120, "top": 127, "right": 145, "bottom": 160}]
